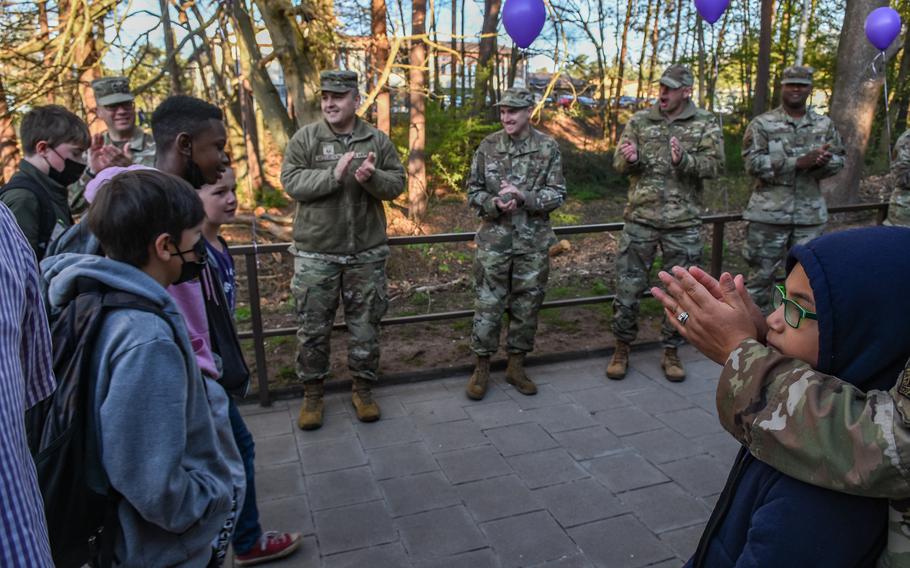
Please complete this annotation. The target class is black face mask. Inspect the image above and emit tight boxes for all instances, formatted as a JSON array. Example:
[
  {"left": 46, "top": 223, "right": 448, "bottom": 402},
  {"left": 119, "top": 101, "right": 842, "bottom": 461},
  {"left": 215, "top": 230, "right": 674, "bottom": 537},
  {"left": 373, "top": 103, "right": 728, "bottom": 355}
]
[
  {"left": 47, "top": 148, "right": 87, "bottom": 187},
  {"left": 172, "top": 239, "right": 208, "bottom": 285}
]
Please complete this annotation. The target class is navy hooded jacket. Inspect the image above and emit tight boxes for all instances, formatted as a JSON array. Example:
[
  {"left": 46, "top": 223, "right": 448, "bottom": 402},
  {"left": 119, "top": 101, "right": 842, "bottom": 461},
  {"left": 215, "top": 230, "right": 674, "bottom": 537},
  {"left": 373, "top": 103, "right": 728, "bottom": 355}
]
[{"left": 688, "top": 226, "right": 910, "bottom": 568}]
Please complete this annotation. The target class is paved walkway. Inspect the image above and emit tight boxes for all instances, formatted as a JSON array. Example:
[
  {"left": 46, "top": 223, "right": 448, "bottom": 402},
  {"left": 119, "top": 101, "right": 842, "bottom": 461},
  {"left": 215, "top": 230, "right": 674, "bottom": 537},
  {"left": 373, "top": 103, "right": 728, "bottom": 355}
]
[{"left": 234, "top": 344, "right": 738, "bottom": 568}]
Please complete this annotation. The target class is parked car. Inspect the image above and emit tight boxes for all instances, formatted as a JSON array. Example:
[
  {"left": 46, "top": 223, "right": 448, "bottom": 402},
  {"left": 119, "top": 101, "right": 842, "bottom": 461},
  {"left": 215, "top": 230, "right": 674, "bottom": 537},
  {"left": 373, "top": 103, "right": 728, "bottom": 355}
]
[{"left": 557, "top": 94, "right": 598, "bottom": 108}]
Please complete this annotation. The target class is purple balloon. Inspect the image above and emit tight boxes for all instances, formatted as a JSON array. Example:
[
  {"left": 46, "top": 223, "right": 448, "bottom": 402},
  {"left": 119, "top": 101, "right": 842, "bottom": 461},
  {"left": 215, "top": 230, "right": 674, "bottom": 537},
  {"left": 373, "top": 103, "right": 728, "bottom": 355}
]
[
  {"left": 502, "top": 0, "right": 546, "bottom": 49},
  {"left": 865, "top": 7, "right": 902, "bottom": 51},
  {"left": 694, "top": 0, "right": 730, "bottom": 25}
]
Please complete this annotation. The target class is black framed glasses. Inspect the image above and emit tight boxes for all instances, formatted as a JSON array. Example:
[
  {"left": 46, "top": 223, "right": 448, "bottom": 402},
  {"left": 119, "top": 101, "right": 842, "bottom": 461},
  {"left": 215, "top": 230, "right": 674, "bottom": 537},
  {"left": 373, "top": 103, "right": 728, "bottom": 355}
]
[{"left": 772, "top": 284, "right": 817, "bottom": 329}]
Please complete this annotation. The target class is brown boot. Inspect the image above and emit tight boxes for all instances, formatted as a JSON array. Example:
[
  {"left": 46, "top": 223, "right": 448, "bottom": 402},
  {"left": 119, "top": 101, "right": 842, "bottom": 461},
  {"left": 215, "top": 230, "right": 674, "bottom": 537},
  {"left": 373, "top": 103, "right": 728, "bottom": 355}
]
[
  {"left": 297, "top": 380, "right": 325, "bottom": 431},
  {"left": 466, "top": 356, "right": 491, "bottom": 400},
  {"left": 661, "top": 347, "right": 686, "bottom": 382},
  {"left": 505, "top": 353, "right": 537, "bottom": 395},
  {"left": 352, "top": 378, "right": 381, "bottom": 422},
  {"left": 606, "top": 341, "right": 630, "bottom": 380}
]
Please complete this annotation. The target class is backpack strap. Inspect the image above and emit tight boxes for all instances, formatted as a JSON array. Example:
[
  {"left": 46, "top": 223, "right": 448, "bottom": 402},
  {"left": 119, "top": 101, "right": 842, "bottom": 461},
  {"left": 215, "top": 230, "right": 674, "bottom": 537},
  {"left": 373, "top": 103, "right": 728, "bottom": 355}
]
[{"left": 0, "top": 172, "right": 61, "bottom": 258}]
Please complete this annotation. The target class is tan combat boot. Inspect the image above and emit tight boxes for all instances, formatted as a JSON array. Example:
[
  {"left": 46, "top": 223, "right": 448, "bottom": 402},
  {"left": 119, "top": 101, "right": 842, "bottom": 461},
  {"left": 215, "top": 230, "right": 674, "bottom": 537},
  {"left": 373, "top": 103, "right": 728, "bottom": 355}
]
[
  {"left": 465, "top": 356, "right": 491, "bottom": 400},
  {"left": 606, "top": 340, "right": 630, "bottom": 380},
  {"left": 505, "top": 353, "right": 537, "bottom": 396},
  {"left": 661, "top": 347, "right": 686, "bottom": 382},
  {"left": 297, "top": 380, "right": 325, "bottom": 431},
  {"left": 352, "top": 378, "right": 381, "bottom": 422}
]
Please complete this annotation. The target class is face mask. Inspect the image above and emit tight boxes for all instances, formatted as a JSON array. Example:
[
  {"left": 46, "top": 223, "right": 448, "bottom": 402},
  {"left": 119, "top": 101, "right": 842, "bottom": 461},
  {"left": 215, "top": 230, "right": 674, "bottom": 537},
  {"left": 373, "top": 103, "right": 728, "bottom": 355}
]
[
  {"left": 172, "top": 239, "right": 208, "bottom": 285},
  {"left": 184, "top": 144, "right": 208, "bottom": 189},
  {"left": 46, "top": 148, "right": 87, "bottom": 186}
]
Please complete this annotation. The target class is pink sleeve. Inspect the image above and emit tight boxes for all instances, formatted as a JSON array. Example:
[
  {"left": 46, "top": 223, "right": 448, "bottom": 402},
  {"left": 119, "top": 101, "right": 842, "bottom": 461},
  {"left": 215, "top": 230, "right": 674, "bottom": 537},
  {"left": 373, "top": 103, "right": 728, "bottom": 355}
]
[{"left": 166, "top": 281, "right": 219, "bottom": 379}]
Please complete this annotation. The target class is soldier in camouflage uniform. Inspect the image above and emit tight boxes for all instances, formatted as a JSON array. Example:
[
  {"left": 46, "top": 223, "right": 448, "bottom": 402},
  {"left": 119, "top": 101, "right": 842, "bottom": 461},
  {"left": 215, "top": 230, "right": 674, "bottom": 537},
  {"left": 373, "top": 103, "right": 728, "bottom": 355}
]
[
  {"left": 281, "top": 70, "right": 405, "bottom": 429},
  {"left": 70, "top": 77, "right": 156, "bottom": 214},
  {"left": 608, "top": 65, "right": 723, "bottom": 383},
  {"left": 742, "top": 65, "right": 844, "bottom": 313},
  {"left": 464, "top": 87, "right": 566, "bottom": 400},
  {"left": 887, "top": 130, "right": 910, "bottom": 226}
]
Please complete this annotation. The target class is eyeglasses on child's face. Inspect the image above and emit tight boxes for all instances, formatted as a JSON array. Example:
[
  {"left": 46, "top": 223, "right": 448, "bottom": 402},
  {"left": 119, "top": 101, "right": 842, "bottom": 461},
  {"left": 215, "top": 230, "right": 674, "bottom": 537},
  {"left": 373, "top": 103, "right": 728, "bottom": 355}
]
[{"left": 772, "top": 284, "right": 817, "bottom": 329}]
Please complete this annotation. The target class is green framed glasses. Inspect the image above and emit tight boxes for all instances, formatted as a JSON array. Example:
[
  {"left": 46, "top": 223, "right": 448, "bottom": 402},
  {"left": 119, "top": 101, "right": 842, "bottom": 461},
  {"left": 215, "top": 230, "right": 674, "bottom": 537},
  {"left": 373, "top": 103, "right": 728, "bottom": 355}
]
[{"left": 772, "top": 285, "right": 817, "bottom": 329}]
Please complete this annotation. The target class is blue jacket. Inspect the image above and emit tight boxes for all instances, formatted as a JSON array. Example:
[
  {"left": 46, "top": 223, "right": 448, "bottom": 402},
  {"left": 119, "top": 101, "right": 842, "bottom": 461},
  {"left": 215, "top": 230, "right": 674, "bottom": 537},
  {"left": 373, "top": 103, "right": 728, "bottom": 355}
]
[{"left": 43, "top": 253, "right": 241, "bottom": 567}]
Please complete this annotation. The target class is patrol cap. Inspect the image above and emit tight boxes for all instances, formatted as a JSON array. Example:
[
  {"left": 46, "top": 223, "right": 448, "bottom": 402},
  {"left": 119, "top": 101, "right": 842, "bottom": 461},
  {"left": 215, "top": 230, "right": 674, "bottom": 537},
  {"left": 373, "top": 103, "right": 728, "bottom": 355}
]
[
  {"left": 659, "top": 65, "right": 694, "bottom": 89},
  {"left": 494, "top": 87, "right": 535, "bottom": 108},
  {"left": 92, "top": 76, "right": 135, "bottom": 106},
  {"left": 781, "top": 65, "right": 814, "bottom": 85},
  {"left": 320, "top": 70, "right": 359, "bottom": 93}
]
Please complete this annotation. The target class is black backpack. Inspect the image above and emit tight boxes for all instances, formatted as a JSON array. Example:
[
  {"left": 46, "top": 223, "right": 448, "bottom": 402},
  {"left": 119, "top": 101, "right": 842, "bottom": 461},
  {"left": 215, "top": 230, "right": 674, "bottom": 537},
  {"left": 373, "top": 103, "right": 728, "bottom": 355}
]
[
  {"left": 0, "top": 171, "right": 62, "bottom": 260},
  {"left": 26, "top": 278, "right": 174, "bottom": 568}
]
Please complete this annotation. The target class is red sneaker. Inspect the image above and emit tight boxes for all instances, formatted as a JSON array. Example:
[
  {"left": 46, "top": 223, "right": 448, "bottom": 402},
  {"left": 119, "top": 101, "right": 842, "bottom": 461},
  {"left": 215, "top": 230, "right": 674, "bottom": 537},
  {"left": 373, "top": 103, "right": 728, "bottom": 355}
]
[{"left": 235, "top": 531, "right": 303, "bottom": 566}]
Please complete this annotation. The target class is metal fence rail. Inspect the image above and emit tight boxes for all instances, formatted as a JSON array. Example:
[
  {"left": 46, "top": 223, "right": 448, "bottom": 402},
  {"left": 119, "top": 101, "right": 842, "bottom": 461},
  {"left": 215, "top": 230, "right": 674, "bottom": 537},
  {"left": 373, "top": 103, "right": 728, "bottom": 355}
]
[{"left": 232, "top": 202, "right": 888, "bottom": 405}]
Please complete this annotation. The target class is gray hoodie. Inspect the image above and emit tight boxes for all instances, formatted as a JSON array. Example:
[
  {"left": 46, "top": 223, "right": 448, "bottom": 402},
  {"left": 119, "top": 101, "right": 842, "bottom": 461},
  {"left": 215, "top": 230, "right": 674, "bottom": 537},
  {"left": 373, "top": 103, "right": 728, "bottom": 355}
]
[{"left": 42, "top": 253, "right": 241, "bottom": 567}]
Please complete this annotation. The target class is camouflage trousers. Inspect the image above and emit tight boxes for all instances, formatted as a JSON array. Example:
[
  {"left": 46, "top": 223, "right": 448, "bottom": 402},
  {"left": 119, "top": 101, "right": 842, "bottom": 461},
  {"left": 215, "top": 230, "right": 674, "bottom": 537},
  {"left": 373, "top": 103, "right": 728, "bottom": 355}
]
[
  {"left": 291, "top": 256, "right": 388, "bottom": 383},
  {"left": 886, "top": 189, "right": 910, "bottom": 227},
  {"left": 612, "top": 221, "right": 703, "bottom": 347},
  {"left": 743, "top": 221, "right": 824, "bottom": 314},
  {"left": 471, "top": 248, "right": 550, "bottom": 356}
]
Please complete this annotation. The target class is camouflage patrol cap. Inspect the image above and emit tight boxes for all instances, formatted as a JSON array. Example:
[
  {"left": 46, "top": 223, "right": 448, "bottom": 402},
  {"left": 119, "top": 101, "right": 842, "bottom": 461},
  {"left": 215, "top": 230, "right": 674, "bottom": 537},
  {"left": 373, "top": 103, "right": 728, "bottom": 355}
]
[
  {"left": 320, "top": 70, "right": 359, "bottom": 93},
  {"left": 494, "top": 87, "right": 535, "bottom": 108},
  {"left": 92, "top": 76, "right": 135, "bottom": 106},
  {"left": 659, "top": 65, "right": 694, "bottom": 89},
  {"left": 781, "top": 65, "right": 814, "bottom": 85}
]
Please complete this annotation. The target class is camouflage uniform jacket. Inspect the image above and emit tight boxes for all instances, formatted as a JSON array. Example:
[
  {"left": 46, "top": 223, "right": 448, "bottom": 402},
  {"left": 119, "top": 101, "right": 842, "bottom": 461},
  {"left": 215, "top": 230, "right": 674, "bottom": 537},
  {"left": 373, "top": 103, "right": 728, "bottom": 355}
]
[
  {"left": 888, "top": 130, "right": 910, "bottom": 227},
  {"left": 281, "top": 118, "right": 405, "bottom": 255},
  {"left": 613, "top": 101, "right": 723, "bottom": 230},
  {"left": 69, "top": 128, "right": 156, "bottom": 214},
  {"left": 742, "top": 106, "right": 845, "bottom": 226},
  {"left": 467, "top": 128, "right": 566, "bottom": 254},
  {"left": 717, "top": 338, "right": 910, "bottom": 567}
]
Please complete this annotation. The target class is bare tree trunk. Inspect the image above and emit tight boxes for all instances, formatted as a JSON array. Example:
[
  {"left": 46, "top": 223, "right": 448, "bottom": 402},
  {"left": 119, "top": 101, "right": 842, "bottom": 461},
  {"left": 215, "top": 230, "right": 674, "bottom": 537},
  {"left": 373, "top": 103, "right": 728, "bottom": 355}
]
[
  {"left": 877, "top": 34, "right": 910, "bottom": 158},
  {"left": 636, "top": 0, "right": 654, "bottom": 101},
  {"left": 646, "top": 0, "right": 662, "bottom": 99},
  {"left": 460, "top": 0, "right": 466, "bottom": 102},
  {"left": 159, "top": 0, "right": 184, "bottom": 95},
  {"left": 671, "top": 0, "right": 683, "bottom": 62},
  {"left": 742, "top": 0, "right": 754, "bottom": 110},
  {"left": 753, "top": 0, "right": 774, "bottom": 117},
  {"left": 610, "top": 0, "right": 635, "bottom": 141},
  {"left": 507, "top": 44, "right": 520, "bottom": 88},
  {"left": 794, "top": 0, "right": 811, "bottom": 65},
  {"left": 74, "top": 20, "right": 104, "bottom": 134},
  {"left": 827, "top": 0, "right": 888, "bottom": 204},
  {"left": 770, "top": 0, "right": 792, "bottom": 105},
  {"left": 409, "top": 0, "right": 428, "bottom": 221},
  {"left": 0, "top": 76, "right": 18, "bottom": 184},
  {"left": 696, "top": 16, "right": 706, "bottom": 107},
  {"left": 372, "top": 0, "right": 392, "bottom": 133},
  {"left": 597, "top": 0, "right": 609, "bottom": 137},
  {"left": 472, "top": 0, "right": 502, "bottom": 113},
  {"left": 451, "top": 0, "right": 458, "bottom": 111}
]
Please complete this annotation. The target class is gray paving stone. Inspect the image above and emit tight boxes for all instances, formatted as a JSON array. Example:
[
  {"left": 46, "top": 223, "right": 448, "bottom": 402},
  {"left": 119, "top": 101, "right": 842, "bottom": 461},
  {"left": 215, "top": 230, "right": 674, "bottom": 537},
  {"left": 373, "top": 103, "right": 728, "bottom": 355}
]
[
  {"left": 503, "top": 382, "right": 572, "bottom": 410},
  {"left": 659, "top": 523, "right": 705, "bottom": 562},
  {"left": 621, "top": 428, "right": 705, "bottom": 464},
  {"left": 480, "top": 511, "right": 579, "bottom": 568},
  {"left": 244, "top": 408, "right": 293, "bottom": 439},
  {"left": 528, "top": 553, "right": 594, "bottom": 568},
  {"left": 505, "top": 448, "right": 589, "bottom": 489},
  {"left": 685, "top": 388, "right": 720, "bottom": 413},
  {"left": 237, "top": 399, "right": 289, "bottom": 417},
  {"left": 368, "top": 442, "right": 439, "bottom": 480},
  {"left": 548, "top": 370, "right": 608, "bottom": 392},
  {"left": 684, "top": 358, "right": 723, "bottom": 379},
  {"left": 255, "top": 462, "right": 307, "bottom": 502},
  {"left": 568, "top": 514, "right": 675, "bottom": 568},
  {"left": 623, "top": 388, "right": 693, "bottom": 415},
  {"left": 584, "top": 453, "right": 669, "bottom": 493},
  {"left": 369, "top": 395, "right": 409, "bottom": 419},
  {"left": 381, "top": 471, "right": 462, "bottom": 517},
  {"left": 551, "top": 426, "right": 625, "bottom": 461},
  {"left": 322, "top": 541, "right": 412, "bottom": 568},
  {"left": 657, "top": 407, "right": 724, "bottom": 438},
  {"left": 413, "top": 548, "right": 500, "bottom": 568},
  {"left": 436, "top": 445, "right": 513, "bottom": 484},
  {"left": 398, "top": 506, "right": 487, "bottom": 559},
  {"left": 567, "top": 386, "right": 628, "bottom": 413},
  {"left": 252, "top": 434, "right": 299, "bottom": 471},
  {"left": 658, "top": 455, "right": 730, "bottom": 498},
  {"left": 525, "top": 403, "right": 599, "bottom": 434},
  {"left": 419, "top": 419, "right": 489, "bottom": 453},
  {"left": 621, "top": 482, "right": 710, "bottom": 533},
  {"left": 355, "top": 416, "right": 422, "bottom": 449},
  {"left": 696, "top": 431, "right": 743, "bottom": 467},
  {"left": 593, "top": 407, "right": 663, "bottom": 437},
  {"left": 406, "top": 397, "right": 470, "bottom": 424},
  {"left": 648, "top": 559, "right": 687, "bottom": 568},
  {"left": 299, "top": 437, "right": 367, "bottom": 475},
  {"left": 306, "top": 466, "right": 382, "bottom": 511},
  {"left": 447, "top": 380, "right": 513, "bottom": 404},
  {"left": 313, "top": 501, "right": 397, "bottom": 555},
  {"left": 485, "top": 423, "right": 559, "bottom": 456},
  {"left": 628, "top": 354, "right": 670, "bottom": 383},
  {"left": 659, "top": 370, "right": 721, "bottom": 397},
  {"left": 255, "top": 494, "right": 314, "bottom": 537},
  {"left": 457, "top": 474, "right": 543, "bottom": 522},
  {"left": 388, "top": 381, "right": 453, "bottom": 405},
  {"left": 465, "top": 400, "right": 534, "bottom": 429},
  {"left": 322, "top": 392, "right": 354, "bottom": 416},
  {"left": 534, "top": 478, "right": 628, "bottom": 528},
  {"left": 293, "top": 414, "right": 356, "bottom": 446}
]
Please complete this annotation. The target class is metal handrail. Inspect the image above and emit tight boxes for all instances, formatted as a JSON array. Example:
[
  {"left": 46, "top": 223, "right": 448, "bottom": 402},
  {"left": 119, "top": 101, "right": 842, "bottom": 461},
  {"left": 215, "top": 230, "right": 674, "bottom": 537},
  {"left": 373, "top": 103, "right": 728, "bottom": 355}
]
[{"left": 234, "top": 201, "right": 889, "bottom": 405}]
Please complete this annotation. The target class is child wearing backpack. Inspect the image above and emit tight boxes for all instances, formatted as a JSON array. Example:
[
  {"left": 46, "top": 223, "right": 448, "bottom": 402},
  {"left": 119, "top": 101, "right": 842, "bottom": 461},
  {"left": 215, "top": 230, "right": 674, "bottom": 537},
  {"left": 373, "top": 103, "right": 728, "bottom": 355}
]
[
  {"left": 41, "top": 170, "right": 239, "bottom": 566},
  {"left": 197, "top": 167, "right": 303, "bottom": 564}
]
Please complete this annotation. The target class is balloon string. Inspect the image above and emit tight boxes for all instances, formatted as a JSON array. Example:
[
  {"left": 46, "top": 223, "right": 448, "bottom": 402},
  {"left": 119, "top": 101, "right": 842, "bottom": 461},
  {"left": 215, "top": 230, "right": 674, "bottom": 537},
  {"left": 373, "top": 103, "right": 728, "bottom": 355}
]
[{"left": 882, "top": 50, "right": 893, "bottom": 168}]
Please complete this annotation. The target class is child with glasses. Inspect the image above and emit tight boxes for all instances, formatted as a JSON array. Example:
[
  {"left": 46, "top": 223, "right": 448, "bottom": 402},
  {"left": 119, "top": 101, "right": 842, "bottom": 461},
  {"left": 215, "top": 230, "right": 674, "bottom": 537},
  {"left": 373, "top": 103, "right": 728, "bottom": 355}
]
[{"left": 678, "top": 226, "right": 910, "bottom": 567}]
